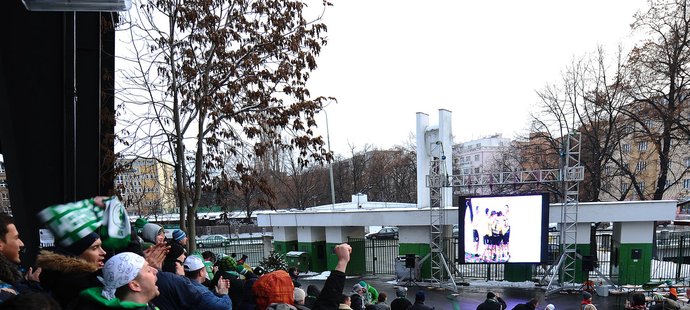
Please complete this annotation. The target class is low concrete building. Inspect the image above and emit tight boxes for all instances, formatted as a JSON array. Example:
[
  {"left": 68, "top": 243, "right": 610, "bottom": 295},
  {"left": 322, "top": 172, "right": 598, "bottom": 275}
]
[{"left": 257, "top": 198, "right": 677, "bottom": 284}]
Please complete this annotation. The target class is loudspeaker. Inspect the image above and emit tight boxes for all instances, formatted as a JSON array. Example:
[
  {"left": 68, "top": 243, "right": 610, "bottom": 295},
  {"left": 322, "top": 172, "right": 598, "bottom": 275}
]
[
  {"left": 582, "top": 255, "right": 594, "bottom": 272},
  {"left": 405, "top": 254, "right": 416, "bottom": 268},
  {"left": 631, "top": 249, "right": 642, "bottom": 260}
]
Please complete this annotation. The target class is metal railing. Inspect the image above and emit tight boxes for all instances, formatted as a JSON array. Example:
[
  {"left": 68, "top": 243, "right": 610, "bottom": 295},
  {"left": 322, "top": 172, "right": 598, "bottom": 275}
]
[{"left": 196, "top": 237, "right": 265, "bottom": 267}]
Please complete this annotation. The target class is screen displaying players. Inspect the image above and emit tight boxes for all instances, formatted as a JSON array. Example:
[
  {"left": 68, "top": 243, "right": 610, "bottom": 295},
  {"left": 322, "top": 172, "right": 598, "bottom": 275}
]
[{"left": 458, "top": 193, "right": 549, "bottom": 264}]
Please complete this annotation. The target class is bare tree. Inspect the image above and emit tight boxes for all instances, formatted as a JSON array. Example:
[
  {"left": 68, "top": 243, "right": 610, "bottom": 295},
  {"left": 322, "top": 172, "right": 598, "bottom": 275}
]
[
  {"left": 523, "top": 47, "right": 628, "bottom": 202},
  {"left": 116, "top": 0, "right": 333, "bottom": 251},
  {"left": 622, "top": 0, "right": 690, "bottom": 200}
]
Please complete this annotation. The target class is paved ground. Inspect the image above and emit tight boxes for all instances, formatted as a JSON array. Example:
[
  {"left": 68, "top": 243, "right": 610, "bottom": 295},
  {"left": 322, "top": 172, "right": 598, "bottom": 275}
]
[{"left": 300, "top": 274, "right": 632, "bottom": 310}]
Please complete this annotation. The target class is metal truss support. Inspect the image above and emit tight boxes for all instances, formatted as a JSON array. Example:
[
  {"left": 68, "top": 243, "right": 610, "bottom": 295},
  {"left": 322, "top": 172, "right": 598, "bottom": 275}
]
[
  {"left": 425, "top": 148, "right": 457, "bottom": 291},
  {"left": 549, "top": 131, "right": 583, "bottom": 294},
  {"left": 427, "top": 131, "right": 583, "bottom": 294}
]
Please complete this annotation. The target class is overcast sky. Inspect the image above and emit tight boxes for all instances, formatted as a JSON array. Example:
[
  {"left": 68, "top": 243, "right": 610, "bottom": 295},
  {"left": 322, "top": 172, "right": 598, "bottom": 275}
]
[{"left": 306, "top": 0, "right": 649, "bottom": 156}]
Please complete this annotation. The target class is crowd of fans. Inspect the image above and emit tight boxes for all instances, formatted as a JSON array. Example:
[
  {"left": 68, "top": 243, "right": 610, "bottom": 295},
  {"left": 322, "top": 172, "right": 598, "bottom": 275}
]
[
  {"left": 0, "top": 196, "right": 678, "bottom": 310},
  {"left": 0, "top": 197, "right": 364, "bottom": 309},
  {"left": 0, "top": 196, "right": 445, "bottom": 310}
]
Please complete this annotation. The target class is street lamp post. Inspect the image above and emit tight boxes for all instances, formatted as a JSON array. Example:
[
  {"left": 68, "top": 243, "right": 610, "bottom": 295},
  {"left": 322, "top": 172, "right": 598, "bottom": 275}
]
[{"left": 322, "top": 110, "right": 336, "bottom": 209}]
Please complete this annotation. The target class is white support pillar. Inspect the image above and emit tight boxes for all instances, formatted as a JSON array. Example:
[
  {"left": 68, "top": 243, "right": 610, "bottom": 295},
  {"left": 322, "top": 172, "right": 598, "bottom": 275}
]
[{"left": 416, "top": 112, "right": 430, "bottom": 209}]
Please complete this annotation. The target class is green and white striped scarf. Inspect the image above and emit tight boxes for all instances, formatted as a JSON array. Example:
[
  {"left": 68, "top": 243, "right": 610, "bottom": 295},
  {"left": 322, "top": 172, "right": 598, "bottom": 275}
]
[{"left": 38, "top": 197, "right": 131, "bottom": 250}]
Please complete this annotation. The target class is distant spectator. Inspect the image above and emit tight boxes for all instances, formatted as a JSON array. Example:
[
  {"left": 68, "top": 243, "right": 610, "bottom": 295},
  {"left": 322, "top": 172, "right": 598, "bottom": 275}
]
[
  {"left": 389, "top": 287, "right": 412, "bottom": 310},
  {"left": 373, "top": 292, "right": 390, "bottom": 310},
  {"left": 184, "top": 255, "right": 232, "bottom": 309},
  {"left": 289, "top": 267, "right": 302, "bottom": 288},
  {"left": 338, "top": 294, "right": 352, "bottom": 310},
  {"left": 626, "top": 292, "right": 647, "bottom": 310},
  {"left": 581, "top": 291, "right": 593, "bottom": 310},
  {"left": 350, "top": 293, "right": 364, "bottom": 310},
  {"left": 408, "top": 291, "right": 433, "bottom": 310},
  {"left": 294, "top": 287, "right": 309, "bottom": 310},
  {"left": 172, "top": 229, "right": 188, "bottom": 247},
  {"left": 304, "top": 284, "right": 321, "bottom": 309},
  {"left": 512, "top": 298, "right": 538, "bottom": 310},
  {"left": 202, "top": 250, "right": 218, "bottom": 279},
  {"left": 358, "top": 281, "right": 379, "bottom": 304},
  {"left": 477, "top": 292, "right": 507, "bottom": 310}
]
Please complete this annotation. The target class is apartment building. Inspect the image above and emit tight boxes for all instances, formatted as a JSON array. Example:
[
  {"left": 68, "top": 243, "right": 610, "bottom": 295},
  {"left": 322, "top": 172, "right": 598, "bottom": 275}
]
[
  {"left": 453, "top": 134, "right": 512, "bottom": 195},
  {"left": 599, "top": 107, "right": 690, "bottom": 202},
  {"left": 115, "top": 158, "right": 176, "bottom": 216}
]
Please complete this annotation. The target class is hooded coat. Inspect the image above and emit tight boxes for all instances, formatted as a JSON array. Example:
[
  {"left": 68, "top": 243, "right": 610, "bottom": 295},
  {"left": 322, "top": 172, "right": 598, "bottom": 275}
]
[
  {"left": 36, "top": 250, "right": 102, "bottom": 309},
  {"left": 0, "top": 253, "right": 23, "bottom": 303}
]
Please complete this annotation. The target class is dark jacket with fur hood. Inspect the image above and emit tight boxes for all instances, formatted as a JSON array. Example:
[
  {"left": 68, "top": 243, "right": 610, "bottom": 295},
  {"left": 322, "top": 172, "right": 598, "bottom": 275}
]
[
  {"left": 0, "top": 254, "right": 23, "bottom": 303},
  {"left": 36, "top": 250, "right": 102, "bottom": 309}
]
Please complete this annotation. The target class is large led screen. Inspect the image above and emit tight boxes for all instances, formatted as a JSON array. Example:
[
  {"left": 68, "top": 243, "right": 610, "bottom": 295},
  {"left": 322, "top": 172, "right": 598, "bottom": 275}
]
[{"left": 458, "top": 193, "right": 549, "bottom": 264}]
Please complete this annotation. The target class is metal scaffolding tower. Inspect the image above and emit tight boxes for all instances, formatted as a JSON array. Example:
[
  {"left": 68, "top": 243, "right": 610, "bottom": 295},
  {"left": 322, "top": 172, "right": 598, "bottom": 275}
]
[
  {"left": 426, "top": 131, "right": 584, "bottom": 293},
  {"left": 427, "top": 150, "right": 457, "bottom": 291}
]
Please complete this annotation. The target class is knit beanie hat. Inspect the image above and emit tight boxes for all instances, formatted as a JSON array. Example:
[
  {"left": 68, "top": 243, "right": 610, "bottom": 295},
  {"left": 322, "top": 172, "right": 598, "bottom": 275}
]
[
  {"left": 415, "top": 291, "right": 425, "bottom": 302},
  {"left": 487, "top": 292, "right": 496, "bottom": 299},
  {"left": 294, "top": 287, "right": 306, "bottom": 302},
  {"left": 100, "top": 252, "right": 145, "bottom": 300},
  {"left": 134, "top": 218, "right": 148, "bottom": 235},
  {"left": 165, "top": 241, "right": 185, "bottom": 261},
  {"left": 545, "top": 304, "right": 555, "bottom": 310},
  {"left": 172, "top": 229, "right": 186, "bottom": 242},
  {"left": 219, "top": 256, "right": 238, "bottom": 272},
  {"left": 395, "top": 287, "right": 407, "bottom": 297},
  {"left": 60, "top": 232, "right": 100, "bottom": 257}
]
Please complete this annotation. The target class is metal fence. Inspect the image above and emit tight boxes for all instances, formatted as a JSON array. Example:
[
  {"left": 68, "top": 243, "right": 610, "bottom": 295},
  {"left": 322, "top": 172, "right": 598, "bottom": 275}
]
[
  {"left": 652, "top": 231, "right": 690, "bottom": 282},
  {"left": 353, "top": 231, "right": 617, "bottom": 282},
  {"left": 196, "top": 237, "right": 265, "bottom": 267}
]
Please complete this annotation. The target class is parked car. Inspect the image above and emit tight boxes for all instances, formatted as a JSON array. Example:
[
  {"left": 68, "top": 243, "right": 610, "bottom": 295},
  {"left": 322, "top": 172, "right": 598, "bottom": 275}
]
[
  {"left": 197, "top": 234, "right": 230, "bottom": 248},
  {"left": 366, "top": 227, "right": 399, "bottom": 239},
  {"left": 548, "top": 223, "right": 558, "bottom": 232}
]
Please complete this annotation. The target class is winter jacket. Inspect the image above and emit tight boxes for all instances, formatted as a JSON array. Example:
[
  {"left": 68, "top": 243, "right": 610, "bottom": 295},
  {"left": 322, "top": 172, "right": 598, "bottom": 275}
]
[
  {"left": 477, "top": 297, "right": 507, "bottom": 310},
  {"left": 267, "top": 304, "right": 297, "bottom": 310},
  {"left": 311, "top": 270, "right": 347, "bottom": 310},
  {"left": 389, "top": 297, "right": 412, "bottom": 310},
  {"left": 189, "top": 278, "right": 233, "bottom": 310},
  {"left": 69, "top": 287, "right": 158, "bottom": 310},
  {"left": 295, "top": 304, "right": 311, "bottom": 310},
  {"left": 512, "top": 302, "right": 536, "bottom": 310},
  {"left": 408, "top": 301, "right": 433, "bottom": 310},
  {"left": 36, "top": 250, "right": 102, "bottom": 309},
  {"left": 237, "top": 272, "right": 259, "bottom": 310},
  {"left": 350, "top": 294, "right": 364, "bottom": 310},
  {"left": 0, "top": 254, "right": 25, "bottom": 303},
  {"left": 211, "top": 270, "right": 244, "bottom": 309},
  {"left": 650, "top": 299, "right": 681, "bottom": 310},
  {"left": 304, "top": 284, "right": 320, "bottom": 309},
  {"left": 373, "top": 301, "right": 390, "bottom": 310}
]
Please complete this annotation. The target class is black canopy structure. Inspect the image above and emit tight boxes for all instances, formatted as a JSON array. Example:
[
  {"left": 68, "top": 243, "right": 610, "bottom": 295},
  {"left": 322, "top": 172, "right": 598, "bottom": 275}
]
[{"left": 0, "top": 0, "right": 116, "bottom": 264}]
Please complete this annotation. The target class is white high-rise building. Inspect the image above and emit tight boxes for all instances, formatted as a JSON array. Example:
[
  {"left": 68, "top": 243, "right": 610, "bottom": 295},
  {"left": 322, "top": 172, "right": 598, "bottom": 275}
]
[{"left": 453, "top": 134, "right": 512, "bottom": 195}]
